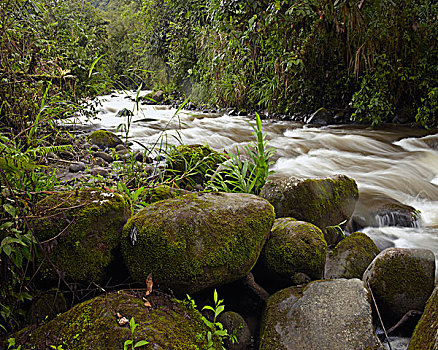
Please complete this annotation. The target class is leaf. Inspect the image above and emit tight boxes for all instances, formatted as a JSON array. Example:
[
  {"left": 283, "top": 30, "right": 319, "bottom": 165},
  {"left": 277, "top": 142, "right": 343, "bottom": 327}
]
[
  {"left": 2, "top": 244, "right": 11, "bottom": 257},
  {"left": 144, "top": 300, "right": 151, "bottom": 308},
  {"left": 116, "top": 312, "right": 129, "bottom": 326},
  {"left": 145, "top": 273, "right": 153, "bottom": 296},
  {"left": 124, "top": 340, "right": 133, "bottom": 350},
  {"left": 134, "top": 340, "right": 149, "bottom": 348},
  {"left": 88, "top": 54, "right": 106, "bottom": 78},
  {"left": 3, "top": 204, "right": 16, "bottom": 217}
]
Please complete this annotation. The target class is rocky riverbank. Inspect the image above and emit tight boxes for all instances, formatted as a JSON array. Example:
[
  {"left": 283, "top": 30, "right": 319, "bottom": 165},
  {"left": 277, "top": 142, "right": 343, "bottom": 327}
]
[{"left": 2, "top": 127, "right": 437, "bottom": 350}]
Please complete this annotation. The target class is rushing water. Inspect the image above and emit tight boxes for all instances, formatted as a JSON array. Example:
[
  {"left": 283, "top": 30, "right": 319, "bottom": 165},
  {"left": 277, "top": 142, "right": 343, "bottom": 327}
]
[{"left": 77, "top": 92, "right": 438, "bottom": 278}]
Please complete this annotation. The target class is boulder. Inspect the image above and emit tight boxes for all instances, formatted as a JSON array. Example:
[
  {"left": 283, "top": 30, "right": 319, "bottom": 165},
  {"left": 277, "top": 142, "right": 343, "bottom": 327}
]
[
  {"left": 349, "top": 192, "right": 420, "bottom": 230},
  {"left": 259, "top": 279, "right": 383, "bottom": 350},
  {"left": 34, "top": 189, "right": 130, "bottom": 283},
  {"left": 325, "top": 232, "right": 380, "bottom": 279},
  {"left": 166, "top": 144, "right": 225, "bottom": 186},
  {"left": 260, "top": 175, "right": 358, "bottom": 229},
  {"left": 93, "top": 151, "right": 113, "bottom": 163},
  {"left": 323, "top": 224, "right": 345, "bottom": 246},
  {"left": 363, "top": 248, "right": 436, "bottom": 326},
  {"left": 408, "top": 285, "right": 438, "bottom": 350},
  {"left": 68, "top": 161, "right": 86, "bottom": 173},
  {"left": 259, "top": 218, "right": 327, "bottom": 288},
  {"left": 121, "top": 192, "right": 275, "bottom": 295},
  {"left": 7, "top": 291, "right": 222, "bottom": 350},
  {"left": 306, "top": 107, "right": 332, "bottom": 125},
  {"left": 217, "top": 311, "right": 251, "bottom": 350},
  {"left": 88, "top": 130, "right": 123, "bottom": 149}
]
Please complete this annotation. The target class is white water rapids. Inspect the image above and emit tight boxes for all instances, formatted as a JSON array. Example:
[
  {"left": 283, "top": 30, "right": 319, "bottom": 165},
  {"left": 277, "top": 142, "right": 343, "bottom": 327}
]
[{"left": 75, "top": 92, "right": 438, "bottom": 279}]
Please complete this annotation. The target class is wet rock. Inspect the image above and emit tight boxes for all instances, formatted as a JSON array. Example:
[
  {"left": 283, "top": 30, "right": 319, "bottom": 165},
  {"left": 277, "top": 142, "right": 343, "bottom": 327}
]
[
  {"left": 408, "top": 284, "right": 438, "bottom": 350},
  {"left": 349, "top": 192, "right": 420, "bottom": 230},
  {"left": 260, "top": 175, "right": 359, "bottom": 229},
  {"left": 324, "top": 224, "right": 345, "bottom": 246},
  {"left": 166, "top": 144, "right": 225, "bottom": 186},
  {"left": 88, "top": 130, "right": 122, "bottom": 149},
  {"left": 68, "top": 161, "right": 86, "bottom": 173},
  {"left": 217, "top": 311, "right": 251, "bottom": 350},
  {"left": 324, "top": 232, "right": 380, "bottom": 279},
  {"left": 259, "top": 218, "right": 327, "bottom": 289},
  {"left": 115, "top": 108, "right": 133, "bottom": 118},
  {"left": 33, "top": 189, "right": 130, "bottom": 283},
  {"left": 152, "top": 90, "right": 164, "bottom": 103},
  {"left": 121, "top": 192, "right": 275, "bottom": 295},
  {"left": 363, "top": 248, "right": 435, "bottom": 326},
  {"left": 93, "top": 151, "right": 113, "bottom": 163},
  {"left": 7, "top": 291, "right": 222, "bottom": 350},
  {"left": 90, "top": 144, "right": 100, "bottom": 152},
  {"left": 115, "top": 144, "right": 126, "bottom": 151},
  {"left": 259, "top": 279, "right": 383, "bottom": 350},
  {"left": 135, "top": 151, "right": 143, "bottom": 162},
  {"left": 306, "top": 107, "right": 332, "bottom": 125},
  {"left": 91, "top": 157, "right": 106, "bottom": 167}
]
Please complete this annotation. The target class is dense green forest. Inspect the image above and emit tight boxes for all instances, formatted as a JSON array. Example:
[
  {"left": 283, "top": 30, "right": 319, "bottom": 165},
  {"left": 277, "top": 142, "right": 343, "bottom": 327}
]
[{"left": 0, "top": 0, "right": 437, "bottom": 338}]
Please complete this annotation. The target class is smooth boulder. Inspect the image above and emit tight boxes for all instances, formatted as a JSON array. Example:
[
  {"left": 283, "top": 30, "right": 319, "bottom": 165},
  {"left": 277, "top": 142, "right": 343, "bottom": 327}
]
[
  {"left": 325, "top": 232, "right": 380, "bottom": 279},
  {"left": 259, "top": 279, "right": 383, "bottom": 350},
  {"left": 121, "top": 192, "right": 275, "bottom": 295},
  {"left": 363, "top": 248, "right": 436, "bottom": 326},
  {"left": 7, "top": 291, "right": 222, "bottom": 349},
  {"left": 88, "top": 130, "right": 123, "bottom": 149},
  {"left": 259, "top": 218, "right": 327, "bottom": 288},
  {"left": 34, "top": 189, "right": 130, "bottom": 282},
  {"left": 408, "top": 285, "right": 438, "bottom": 350},
  {"left": 260, "top": 175, "right": 358, "bottom": 229}
]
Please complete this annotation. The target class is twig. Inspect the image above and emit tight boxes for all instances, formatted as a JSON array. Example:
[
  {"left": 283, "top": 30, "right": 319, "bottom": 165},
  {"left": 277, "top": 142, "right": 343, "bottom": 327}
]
[{"left": 367, "top": 281, "right": 392, "bottom": 350}]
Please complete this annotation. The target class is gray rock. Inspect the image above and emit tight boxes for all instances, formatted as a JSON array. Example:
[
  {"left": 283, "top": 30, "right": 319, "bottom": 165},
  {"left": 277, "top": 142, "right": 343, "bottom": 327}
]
[
  {"left": 363, "top": 248, "right": 436, "bottom": 326},
  {"left": 217, "top": 311, "right": 251, "bottom": 350},
  {"left": 325, "top": 232, "right": 380, "bottom": 279},
  {"left": 89, "top": 166, "right": 109, "bottom": 177},
  {"left": 93, "top": 151, "right": 113, "bottom": 163},
  {"left": 260, "top": 175, "right": 359, "bottom": 229},
  {"left": 68, "top": 161, "right": 86, "bottom": 173},
  {"left": 121, "top": 192, "right": 275, "bottom": 295},
  {"left": 115, "top": 144, "right": 126, "bottom": 151},
  {"left": 259, "top": 279, "right": 383, "bottom": 350},
  {"left": 306, "top": 107, "right": 332, "bottom": 125},
  {"left": 88, "top": 130, "right": 122, "bottom": 149}
]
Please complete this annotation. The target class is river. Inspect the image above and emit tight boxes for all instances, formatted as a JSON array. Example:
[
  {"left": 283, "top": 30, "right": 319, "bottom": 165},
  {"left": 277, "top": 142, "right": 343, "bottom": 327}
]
[{"left": 78, "top": 92, "right": 438, "bottom": 279}]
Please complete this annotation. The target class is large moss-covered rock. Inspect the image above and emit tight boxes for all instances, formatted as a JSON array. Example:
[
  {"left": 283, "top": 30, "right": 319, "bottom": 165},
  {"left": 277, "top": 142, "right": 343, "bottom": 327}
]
[
  {"left": 324, "top": 232, "right": 380, "bottom": 279},
  {"left": 259, "top": 279, "right": 383, "bottom": 350},
  {"left": 408, "top": 285, "right": 438, "bottom": 350},
  {"left": 121, "top": 192, "right": 275, "bottom": 295},
  {"left": 259, "top": 218, "right": 327, "bottom": 288},
  {"left": 7, "top": 291, "right": 222, "bottom": 350},
  {"left": 165, "top": 144, "right": 225, "bottom": 186},
  {"left": 260, "top": 175, "right": 358, "bottom": 229},
  {"left": 88, "top": 130, "right": 123, "bottom": 149},
  {"left": 363, "top": 248, "right": 436, "bottom": 326},
  {"left": 34, "top": 189, "right": 130, "bottom": 283},
  {"left": 217, "top": 311, "right": 251, "bottom": 350}
]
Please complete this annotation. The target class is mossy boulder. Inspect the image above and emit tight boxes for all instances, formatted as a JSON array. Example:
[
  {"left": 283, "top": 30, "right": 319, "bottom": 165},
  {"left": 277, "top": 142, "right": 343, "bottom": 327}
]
[
  {"left": 408, "top": 285, "right": 438, "bottom": 350},
  {"left": 88, "top": 130, "right": 123, "bottom": 149},
  {"left": 34, "top": 189, "right": 130, "bottom": 283},
  {"left": 259, "top": 279, "right": 383, "bottom": 350},
  {"left": 165, "top": 144, "right": 225, "bottom": 186},
  {"left": 140, "top": 184, "right": 190, "bottom": 204},
  {"left": 324, "top": 232, "right": 380, "bottom": 279},
  {"left": 259, "top": 218, "right": 327, "bottom": 289},
  {"left": 260, "top": 175, "right": 358, "bottom": 229},
  {"left": 363, "top": 248, "right": 436, "bottom": 326},
  {"left": 7, "top": 291, "right": 222, "bottom": 349},
  {"left": 121, "top": 192, "right": 275, "bottom": 295}
]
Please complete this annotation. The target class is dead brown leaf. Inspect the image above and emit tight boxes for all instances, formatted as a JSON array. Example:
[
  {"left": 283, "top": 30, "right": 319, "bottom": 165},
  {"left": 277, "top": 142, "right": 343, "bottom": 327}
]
[{"left": 145, "top": 273, "right": 153, "bottom": 296}]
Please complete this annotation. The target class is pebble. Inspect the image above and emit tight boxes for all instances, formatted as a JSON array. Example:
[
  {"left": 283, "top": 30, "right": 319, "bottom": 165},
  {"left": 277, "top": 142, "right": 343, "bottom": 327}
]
[
  {"left": 93, "top": 151, "right": 113, "bottom": 163},
  {"left": 69, "top": 162, "right": 86, "bottom": 173}
]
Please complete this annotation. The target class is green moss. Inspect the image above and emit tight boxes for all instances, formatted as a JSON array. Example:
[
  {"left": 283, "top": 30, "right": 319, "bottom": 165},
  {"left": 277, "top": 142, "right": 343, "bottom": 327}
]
[
  {"left": 260, "top": 175, "right": 358, "bottom": 230},
  {"left": 10, "top": 291, "right": 221, "bottom": 349},
  {"left": 408, "top": 286, "right": 438, "bottom": 350},
  {"left": 121, "top": 192, "right": 275, "bottom": 295},
  {"left": 34, "top": 189, "right": 130, "bottom": 282},
  {"left": 327, "top": 232, "right": 379, "bottom": 279},
  {"left": 262, "top": 219, "right": 327, "bottom": 282},
  {"left": 140, "top": 185, "right": 189, "bottom": 204},
  {"left": 165, "top": 144, "right": 225, "bottom": 186},
  {"left": 88, "top": 130, "right": 122, "bottom": 149}
]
